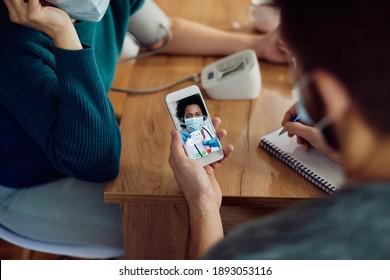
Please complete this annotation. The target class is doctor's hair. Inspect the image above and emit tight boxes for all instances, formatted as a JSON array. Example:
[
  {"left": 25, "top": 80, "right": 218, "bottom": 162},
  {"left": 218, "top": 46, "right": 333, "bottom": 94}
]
[
  {"left": 276, "top": 0, "right": 390, "bottom": 134},
  {"left": 175, "top": 94, "right": 208, "bottom": 122}
]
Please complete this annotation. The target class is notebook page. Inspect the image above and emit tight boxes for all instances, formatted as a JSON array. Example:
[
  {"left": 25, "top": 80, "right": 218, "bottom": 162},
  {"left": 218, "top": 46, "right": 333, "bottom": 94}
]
[{"left": 261, "top": 129, "right": 345, "bottom": 191}]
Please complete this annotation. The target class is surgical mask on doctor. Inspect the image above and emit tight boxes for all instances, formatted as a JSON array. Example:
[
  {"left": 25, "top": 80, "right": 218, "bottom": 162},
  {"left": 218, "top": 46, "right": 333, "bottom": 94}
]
[
  {"left": 45, "top": 0, "right": 110, "bottom": 22},
  {"left": 185, "top": 117, "right": 204, "bottom": 132},
  {"left": 294, "top": 73, "right": 340, "bottom": 150}
]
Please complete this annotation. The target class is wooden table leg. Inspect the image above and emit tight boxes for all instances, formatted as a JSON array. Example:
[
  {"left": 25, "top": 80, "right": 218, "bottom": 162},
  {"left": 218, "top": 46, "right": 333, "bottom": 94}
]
[
  {"left": 122, "top": 203, "right": 189, "bottom": 259},
  {"left": 221, "top": 206, "right": 281, "bottom": 232}
]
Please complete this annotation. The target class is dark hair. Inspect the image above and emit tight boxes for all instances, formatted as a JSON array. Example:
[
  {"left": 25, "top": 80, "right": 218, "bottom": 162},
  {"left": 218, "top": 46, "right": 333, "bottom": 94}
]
[
  {"left": 276, "top": 0, "right": 390, "bottom": 133},
  {"left": 175, "top": 94, "right": 208, "bottom": 122}
]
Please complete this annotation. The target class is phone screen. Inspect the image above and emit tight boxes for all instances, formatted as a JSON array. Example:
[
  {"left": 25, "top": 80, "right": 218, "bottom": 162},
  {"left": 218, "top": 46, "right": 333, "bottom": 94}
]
[{"left": 168, "top": 93, "right": 222, "bottom": 160}]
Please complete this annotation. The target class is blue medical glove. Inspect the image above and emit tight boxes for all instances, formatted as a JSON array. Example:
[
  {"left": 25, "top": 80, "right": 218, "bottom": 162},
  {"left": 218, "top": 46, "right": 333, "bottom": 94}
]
[
  {"left": 180, "top": 130, "right": 191, "bottom": 144},
  {"left": 202, "top": 137, "right": 220, "bottom": 148}
]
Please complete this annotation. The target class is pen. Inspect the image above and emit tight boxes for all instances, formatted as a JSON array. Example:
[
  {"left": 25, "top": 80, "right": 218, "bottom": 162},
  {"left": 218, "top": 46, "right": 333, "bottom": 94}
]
[{"left": 278, "top": 114, "right": 302, "bottom": 136}]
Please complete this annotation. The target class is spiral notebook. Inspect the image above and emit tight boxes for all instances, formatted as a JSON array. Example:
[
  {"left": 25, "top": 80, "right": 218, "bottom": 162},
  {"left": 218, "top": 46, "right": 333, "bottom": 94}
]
[{"left": 260, "top": 128, "right": 344, "bottom": 194}]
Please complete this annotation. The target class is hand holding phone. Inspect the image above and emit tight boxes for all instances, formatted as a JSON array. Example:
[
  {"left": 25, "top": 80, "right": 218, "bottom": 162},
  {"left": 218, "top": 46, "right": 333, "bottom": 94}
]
[{"left": 165, "top": 85, "right": 224, "bottom": 166}]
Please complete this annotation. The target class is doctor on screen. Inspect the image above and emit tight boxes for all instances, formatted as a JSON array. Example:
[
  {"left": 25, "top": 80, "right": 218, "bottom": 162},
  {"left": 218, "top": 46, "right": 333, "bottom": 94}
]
[{"left": 175, "top": 95, "right": 221, "bottom": 160}]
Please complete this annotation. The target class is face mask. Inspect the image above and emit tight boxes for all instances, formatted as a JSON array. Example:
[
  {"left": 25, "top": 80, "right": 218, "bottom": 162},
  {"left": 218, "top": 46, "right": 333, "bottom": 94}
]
[
  {"left": 45, "top": 0, "right": 110, "bottom": 22},
  {"left": 185, "top": 117, "right": 204, "bottom": 132},
  {"left": 295, "top": 74, "right": 340, "bottom": 150}
]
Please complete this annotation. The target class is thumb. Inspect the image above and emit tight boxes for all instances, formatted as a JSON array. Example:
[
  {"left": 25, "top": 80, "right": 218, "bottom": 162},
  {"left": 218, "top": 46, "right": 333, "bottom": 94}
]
[{"left": 170, "top": 130, "right": 187, "bottom": 158}]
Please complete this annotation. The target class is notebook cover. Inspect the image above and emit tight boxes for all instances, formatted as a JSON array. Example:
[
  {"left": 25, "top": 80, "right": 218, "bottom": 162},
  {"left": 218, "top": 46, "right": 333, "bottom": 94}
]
[{"left": 260, "top": 129, "right": 345, "bottom": 194}]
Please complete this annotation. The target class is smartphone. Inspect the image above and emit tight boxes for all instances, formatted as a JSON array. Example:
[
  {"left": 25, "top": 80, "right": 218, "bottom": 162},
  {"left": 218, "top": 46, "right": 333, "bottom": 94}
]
[{"left": 165, "top": 85, "right": 224, "bottom": 166}]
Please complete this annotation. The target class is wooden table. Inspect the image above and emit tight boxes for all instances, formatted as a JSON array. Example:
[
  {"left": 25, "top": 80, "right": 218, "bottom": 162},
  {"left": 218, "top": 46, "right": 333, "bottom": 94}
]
[{"left": 105, "top": 0, "right": 325, "bottom": 260}]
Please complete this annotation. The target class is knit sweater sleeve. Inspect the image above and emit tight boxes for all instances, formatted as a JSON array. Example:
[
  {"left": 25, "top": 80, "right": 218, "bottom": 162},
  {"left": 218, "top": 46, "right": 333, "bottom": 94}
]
[{"left": 1, "top": 46, "right": 121, "bottom": 183}]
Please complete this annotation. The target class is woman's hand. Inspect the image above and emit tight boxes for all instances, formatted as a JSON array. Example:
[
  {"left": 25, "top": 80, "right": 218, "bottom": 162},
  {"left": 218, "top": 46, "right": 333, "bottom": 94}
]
[
  {"left": 169, "top": 117, "right": 234, "bottom": 210},
  {"left": 254, "top": 28, "right": 292, "bottom": 64},
  {"left": 4, "top": 0, "right": 82, "bottom": 49},
  {"left": 282, "top": 103, "right": 343, "bottom": 164}
]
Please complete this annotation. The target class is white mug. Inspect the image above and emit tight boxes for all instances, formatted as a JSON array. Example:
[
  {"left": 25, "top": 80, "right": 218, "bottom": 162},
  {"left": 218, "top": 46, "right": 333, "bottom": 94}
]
[{"left": 245, "top": 0, "right": 280, "bottom": 33}]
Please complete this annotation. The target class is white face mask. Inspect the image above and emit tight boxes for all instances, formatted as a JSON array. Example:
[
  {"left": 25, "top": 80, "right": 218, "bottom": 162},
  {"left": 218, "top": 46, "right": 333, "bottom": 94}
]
[
  {"left": 46, "top": 0, "right": 110, "bottom": 22},
  {"left": 185, "top": 117, "right": 204, "bottom": 132}
]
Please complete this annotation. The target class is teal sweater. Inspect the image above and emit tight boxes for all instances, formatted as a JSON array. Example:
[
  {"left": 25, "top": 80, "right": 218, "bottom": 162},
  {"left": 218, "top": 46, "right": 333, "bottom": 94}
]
[{"left": 0, "top": 0, "right": 144, "bottom": 188}]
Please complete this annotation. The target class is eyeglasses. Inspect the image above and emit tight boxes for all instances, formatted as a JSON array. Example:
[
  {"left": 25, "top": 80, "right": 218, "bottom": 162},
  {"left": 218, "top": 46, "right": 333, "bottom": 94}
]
[
  {"left": 289, "top": 56, "right": 299, "bottom": 81},
  {"left": 292, "top": 65, "right": 331, "bottom": 131}
]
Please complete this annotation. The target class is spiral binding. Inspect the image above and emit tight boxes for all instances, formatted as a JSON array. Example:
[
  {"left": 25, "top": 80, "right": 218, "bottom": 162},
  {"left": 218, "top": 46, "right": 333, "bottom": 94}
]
[{"left": 260, "top": 139, "right": 337, "bottom": 194}]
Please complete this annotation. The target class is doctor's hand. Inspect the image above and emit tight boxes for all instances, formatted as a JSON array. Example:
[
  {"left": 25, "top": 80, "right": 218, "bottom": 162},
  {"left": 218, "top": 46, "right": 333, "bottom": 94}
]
[
  {"left": 169, "top": 117, "right": 234, "bottom": 210},
  {"left": 202, "top": 137, "right": 220, "bottom": 148},
  {"left": 282, "top": 103, "right": 342, "bottom": 164},
  {"left": 180, "top": 130, "right": 191, "bottom": 144},
  {"left": 4, "top": 0, "right": 82, "bottom": 50}
]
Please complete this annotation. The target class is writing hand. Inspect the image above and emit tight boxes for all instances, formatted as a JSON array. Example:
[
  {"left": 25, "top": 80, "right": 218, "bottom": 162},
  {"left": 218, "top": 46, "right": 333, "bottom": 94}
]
[
  {"left": 284, "top": 118, "right": 343, "bottom": 164},
  {"left": 281, "top": 103, "right": 342, "bottom": 163},
  {"left": 281, "top": 102, "right": 309, "bottom": 144}
]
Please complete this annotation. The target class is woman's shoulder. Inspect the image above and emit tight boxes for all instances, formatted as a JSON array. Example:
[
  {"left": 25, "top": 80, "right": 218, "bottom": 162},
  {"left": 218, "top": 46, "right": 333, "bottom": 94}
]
[
  {"left": 1, "top": 23, "right": 54, "bottom": 63},
  {"left": 0, "top": 28, "right": 56, "bottom": 87}
]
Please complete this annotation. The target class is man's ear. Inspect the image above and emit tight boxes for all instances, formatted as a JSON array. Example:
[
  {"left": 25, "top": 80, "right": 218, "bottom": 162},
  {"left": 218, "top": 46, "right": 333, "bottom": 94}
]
[{"left": 312, "top": 70, "right": 351, "bottom": 122}]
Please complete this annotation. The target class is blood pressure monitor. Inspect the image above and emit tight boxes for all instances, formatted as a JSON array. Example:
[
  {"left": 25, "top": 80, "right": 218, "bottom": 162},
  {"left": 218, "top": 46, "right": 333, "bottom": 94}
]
[{"left": 201, "top": 49, "right": 261, "bottom": 100}]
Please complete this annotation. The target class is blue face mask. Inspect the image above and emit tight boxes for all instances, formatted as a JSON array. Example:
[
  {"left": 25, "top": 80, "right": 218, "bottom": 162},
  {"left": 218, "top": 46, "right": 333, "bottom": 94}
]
[
  {"left": 185, "top": 117, "right": 204, "bottom": 132},
  {"left": 294, "top": 74, "right": 331, "bottom": 131},
  {"left": 46, "top": 0, "right": 110, "bottom": 22}
]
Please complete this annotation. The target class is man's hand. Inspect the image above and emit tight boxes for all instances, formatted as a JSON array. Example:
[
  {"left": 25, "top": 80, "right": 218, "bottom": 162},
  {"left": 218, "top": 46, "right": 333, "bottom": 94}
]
[
  {"left": 169, "top": 117, "right": 234, "bottom": 209},
  {"left": 169, "top": 117, "right": 234, "bottom": 259},
  {"left": 282, "top": 103, "right": 343, "bottom": 164}
]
